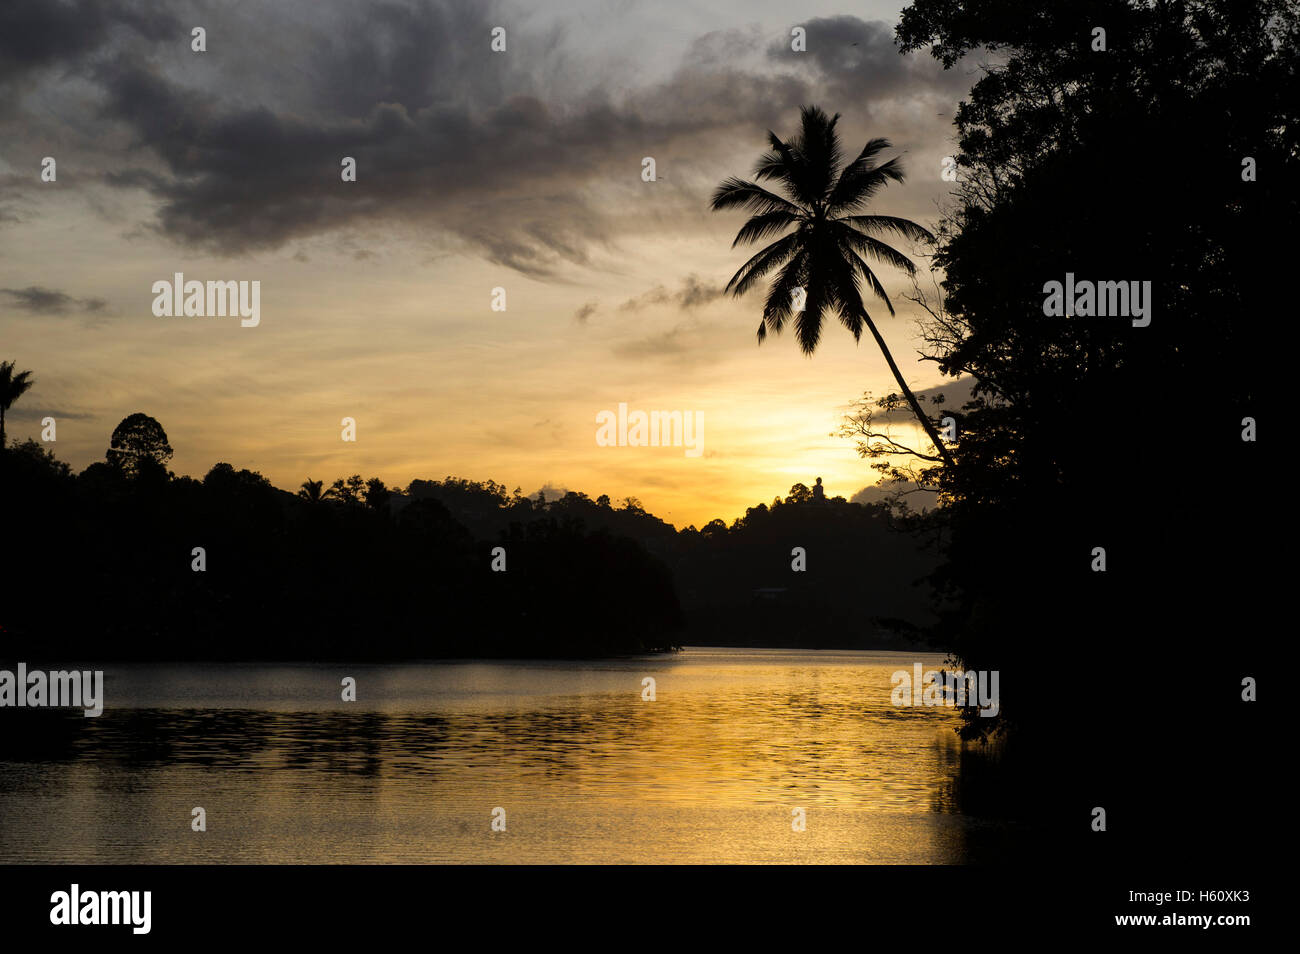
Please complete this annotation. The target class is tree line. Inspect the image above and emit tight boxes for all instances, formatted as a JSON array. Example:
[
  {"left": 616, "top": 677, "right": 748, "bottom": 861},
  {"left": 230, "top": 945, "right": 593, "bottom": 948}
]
[{"left": 0, "top": 403, "right": 938, "bottom": 659}]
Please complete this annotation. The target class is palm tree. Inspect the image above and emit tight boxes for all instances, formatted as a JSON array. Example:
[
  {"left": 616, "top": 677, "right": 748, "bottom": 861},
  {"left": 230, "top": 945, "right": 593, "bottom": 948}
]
[
  {"left": 0, "top": 360, "right": 35, "bottom": 452},
  {"left": 298, "top": 478, "right": 324, "bottom": 502},
  {"left": 710, "top": 106, "right": 955, "bottom": 468}
]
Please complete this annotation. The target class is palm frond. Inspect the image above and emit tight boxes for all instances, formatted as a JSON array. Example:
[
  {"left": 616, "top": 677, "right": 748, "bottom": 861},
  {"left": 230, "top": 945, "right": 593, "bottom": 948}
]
[
  {"left": 0, "top": 361, "right": 34, "bottom": 405},
  {"left": 725, "top": 231, "right": 803, "bottom": 296},
  {"left": 827, "top": 156, "right": 906, "bottom": 213},
  {"left": 837, "top": 238, "right": 897, "bottom": 315},
  {"left": 759, "top": 249, "right": 808, "bottom": 342},
  {"left": 834, "top": 221, "right": 916, "bottom": 282},
  {"left": 755, "top": 132, "right": 816, "bottom": 205},
  {"left": 837, "top": 214, "right": 935, "bottom": 245},
  {"left": 825, "top": 248, "right": 869, "bottom": 343},
  {"left": 795, "top": 106, "right": 843, "bottom": 202},
  {"left": 709, "top": 177, "right": 803, "bottom": 216},
  {"left": 731, "top": 210, "right": 803, "bottom": 248}
]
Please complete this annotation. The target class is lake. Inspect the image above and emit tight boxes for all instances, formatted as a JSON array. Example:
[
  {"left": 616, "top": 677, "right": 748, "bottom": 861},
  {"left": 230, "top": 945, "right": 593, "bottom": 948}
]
[{"left": 0, "top": 648, "right": 1004, "bottom": 864}]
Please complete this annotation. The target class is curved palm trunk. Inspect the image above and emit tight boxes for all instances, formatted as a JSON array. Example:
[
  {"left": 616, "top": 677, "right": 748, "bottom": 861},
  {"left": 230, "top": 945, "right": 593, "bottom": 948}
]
[{"left": 861, "top": 315, "right": 956, "bottom": 469}]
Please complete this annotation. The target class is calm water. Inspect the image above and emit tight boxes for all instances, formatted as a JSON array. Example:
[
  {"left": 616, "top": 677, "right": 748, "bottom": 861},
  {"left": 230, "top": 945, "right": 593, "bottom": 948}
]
[{"left": 0, "top": 648, "right": 996, "bottom": 863}]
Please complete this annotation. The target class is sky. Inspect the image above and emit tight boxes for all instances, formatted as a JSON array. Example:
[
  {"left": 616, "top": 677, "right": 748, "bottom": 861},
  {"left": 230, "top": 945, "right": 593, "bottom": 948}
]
[{"left": 0, "top": 0, "right": 977, "bottom": 528}]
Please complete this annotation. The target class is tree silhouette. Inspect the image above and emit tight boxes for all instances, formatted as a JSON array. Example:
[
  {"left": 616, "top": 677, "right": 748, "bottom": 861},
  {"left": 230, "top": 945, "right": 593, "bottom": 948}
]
[
  {"left": 0, "top": 360, "right": 35, "bottom": 452},
  {"left": 325, "top": 474, "right": 368, "bottom": 504},
  {"left": 888, "top": 0, "right": 1293, "bottom": 864},
  {"left": 711, "top": 106, "right": 954, "bottom": 467},
  {"left": 106, "top": 412, "right": 173, "bottom": 478},
  {"left": 364, "top": 477, "right": 390, "bottom": 510},
  {"left": 785, "top": 481, "right": 813, "bottom": 504},
  {"left": 298, "top": 479, "right": 324, "bottom": 501}
]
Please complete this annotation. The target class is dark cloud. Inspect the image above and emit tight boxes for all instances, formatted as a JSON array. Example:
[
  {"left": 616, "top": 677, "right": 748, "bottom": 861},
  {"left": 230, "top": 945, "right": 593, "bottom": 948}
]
[
  {"left": 620, "top": 287, "right": 672, "bottom": 311},
  {"left": 1, "top": 286, "right": 108, "bottom": 315},
  {"left": 611, "top": 274, "right": 731, "bottom": 363},
  {"left": 620, "top": 274, "right": 723, "bottom": 312},
  {"left": 6, "top": 406, "right": 96, "bottom": 422},
  {"left": 678, "top": 274, "right": 724, "bottom": 309},
  {"left": 0, "top": 0, "right": 179, "bottom": 87},
  {"left": 1, "top": 1, "right": 968, "bottom": 275},
  {"left": 851, "top": 483, "right": 939, "bottom": 509},
  {"left": 864, "top": 377, "right": 977, "bottom": 420},
  {"left": 573, "top": 300, "right": 598, "bottom": 324},
  {"left": 768, "top": 16, "right": 971, "bottom": 103}
]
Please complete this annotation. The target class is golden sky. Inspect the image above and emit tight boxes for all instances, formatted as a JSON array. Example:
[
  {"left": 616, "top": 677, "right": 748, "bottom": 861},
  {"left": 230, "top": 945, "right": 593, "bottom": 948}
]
[{"left": 1, "top": 0, "right": 965, "bottom": 528}]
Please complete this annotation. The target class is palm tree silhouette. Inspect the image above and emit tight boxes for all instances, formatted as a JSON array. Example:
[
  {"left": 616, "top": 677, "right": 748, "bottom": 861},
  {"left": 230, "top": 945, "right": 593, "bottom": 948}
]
[
  {"left": 0, "top": 360, "right": 35, "bottom": 452},
  {"left": 298, "top": 478, "right": 325, "bottom": 501},
  {"left": 710, "top": 106, "right": 954, "bottom": 468}
]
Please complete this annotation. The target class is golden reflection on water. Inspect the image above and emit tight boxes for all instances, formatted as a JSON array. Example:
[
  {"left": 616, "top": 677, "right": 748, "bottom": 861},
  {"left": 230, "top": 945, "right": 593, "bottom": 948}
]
[{"left": 0, "top": 648, "right": 984, "bottom": 863}]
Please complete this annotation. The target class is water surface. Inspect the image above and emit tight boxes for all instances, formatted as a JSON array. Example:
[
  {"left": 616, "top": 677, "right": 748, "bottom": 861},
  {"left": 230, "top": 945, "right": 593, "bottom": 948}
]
[{"left": 0, "top": 648, "right": 992, "bottom": 863}]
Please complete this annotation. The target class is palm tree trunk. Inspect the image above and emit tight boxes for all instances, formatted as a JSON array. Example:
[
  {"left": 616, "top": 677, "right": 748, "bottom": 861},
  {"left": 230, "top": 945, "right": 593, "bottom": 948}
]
[{"left": 861, "top": 316, "right": 956, "bottom": 469}]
